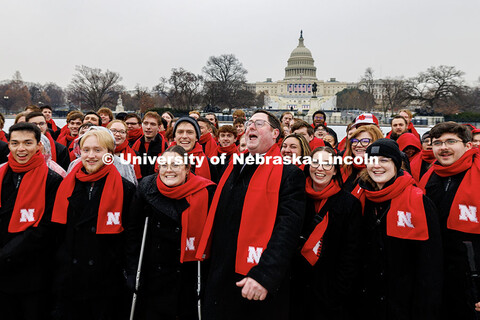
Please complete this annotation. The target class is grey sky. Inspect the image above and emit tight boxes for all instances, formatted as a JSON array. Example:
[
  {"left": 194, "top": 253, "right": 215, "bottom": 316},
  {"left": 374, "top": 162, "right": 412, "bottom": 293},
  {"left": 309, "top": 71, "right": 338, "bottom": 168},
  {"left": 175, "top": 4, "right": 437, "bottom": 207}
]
[{"left": 1, "top": 0, "right": 479, "bottom": 90}]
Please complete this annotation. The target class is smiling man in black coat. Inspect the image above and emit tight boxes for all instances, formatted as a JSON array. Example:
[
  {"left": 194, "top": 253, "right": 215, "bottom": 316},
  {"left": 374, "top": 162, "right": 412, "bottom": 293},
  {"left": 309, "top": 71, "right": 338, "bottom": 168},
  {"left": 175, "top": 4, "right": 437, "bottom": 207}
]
[
  {"left": 196, "top": 110, "right": 306, "bottom": 320},
  {"left": 0, "top": 123, "right": 63, "bottom": 320}
]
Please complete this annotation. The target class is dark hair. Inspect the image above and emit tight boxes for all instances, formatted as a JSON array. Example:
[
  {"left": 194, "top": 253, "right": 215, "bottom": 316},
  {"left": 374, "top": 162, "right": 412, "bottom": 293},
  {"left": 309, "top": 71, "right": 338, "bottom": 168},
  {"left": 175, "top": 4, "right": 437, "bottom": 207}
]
[
  {"left": 280, "top": 112, "right": 294, "bottom": 122},
  {"left": 310, "top": 146, "right": 343, "bottom": 188},
  {"left": 9, "top": 122, "right": 41, "bottom": 143},
  {"left": 218, "top": 125, "right": 237, "bottom": 138},
  {"left": 40, "top": 105, "right": 52, "bottom": 111},
  {"left": 84, "top": 111, "right": 101, "bottom": 123},
  {"left": 125, "top": 113, "right": 142, "bottom": 124},
  {"left": 79, "top": 122, "right": 95, "bottom": 132},
  {"left": 291, "top": 120, "right": 314, "bottom": 136},
  {"left": 282, "top": 133, "right": 311, "bottom": 158},
  {"left": 430, "top": 121, "right": 472, "bottom": 143},
  {"left": 26, "top": 111, "right": 46, "bottom": 122},
  {"left": 392, "top": 115, "right": 408, "bottom": 126},
  {"left": 162, "top": 145, "right": 191, "bottom": 170},
  {"left": 233, "top": 118, "right": 246, "bottom": 125},
  {"left": 252, "top": 110, "right": 282, "bottom": 142},
  {"left": 422, "top": 130, "right": 430, "bottom": 141},
  {"left": 325, "top": 127, "right": 338, "bottom": 146},
  {"left": 115, "top": 112, "right": 128, "bottom": 121},
  {"left": 160, "top": 117, "right": 168, "bottom": 130},
  {"left": 314, "top": 124, "right": 327, "bottom": 132},
  {"left": 312, "top": 110, "right": 326, "bottom": 122}
]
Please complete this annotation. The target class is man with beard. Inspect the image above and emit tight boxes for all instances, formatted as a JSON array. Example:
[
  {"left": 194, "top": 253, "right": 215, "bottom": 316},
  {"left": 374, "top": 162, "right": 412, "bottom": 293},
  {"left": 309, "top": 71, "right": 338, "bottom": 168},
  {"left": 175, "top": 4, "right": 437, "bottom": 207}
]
[
  {"left": 26, "top": 111, "right": 70, "bottom": 171},
  {"left": 83, "top": 111, "right": 101, "bottom": 126},
  {"left": 419, "top": 122, "right": 480, "bottom": 319},
  {"left": 0, "top": 123, "right": 63, "bottom": 320},
  {"left": 386, "top": 115, "right": 409, "bottom": 141},
  {"left": 196, "top": 110, "right": 306, "bottom": 320},
  {"left": 132, "top": 111, "right": 168, "bottom": 177}
]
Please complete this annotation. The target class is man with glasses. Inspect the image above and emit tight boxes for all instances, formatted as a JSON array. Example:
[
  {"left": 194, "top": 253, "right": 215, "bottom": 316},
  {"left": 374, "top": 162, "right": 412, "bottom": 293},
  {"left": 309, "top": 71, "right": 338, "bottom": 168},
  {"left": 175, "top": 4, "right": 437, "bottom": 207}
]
[
  {"left": 196, "top": 110, "right": 306, "bottom": 319},
  {"left": 26, "top": 112, "right": 70, "bottom": 171},
  {"left": 311, "top": 110, "right": 326, "bottom": 128},
  {"left": 419, "top": 122, "right": 480, "bottom": 319},
  {"left": 131, "top": 111, "right": 168, "bottom": 177},
  {"left": 124, "top": 113, "right": 143, "bottom": 146}
]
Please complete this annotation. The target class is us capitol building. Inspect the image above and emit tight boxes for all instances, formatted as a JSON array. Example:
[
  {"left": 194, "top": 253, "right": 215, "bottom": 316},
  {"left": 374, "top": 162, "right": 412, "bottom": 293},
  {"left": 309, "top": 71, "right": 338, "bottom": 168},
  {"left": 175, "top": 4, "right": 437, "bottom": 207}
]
[{"left": 250, "top": 31, "right": 348, "bottom": 114}]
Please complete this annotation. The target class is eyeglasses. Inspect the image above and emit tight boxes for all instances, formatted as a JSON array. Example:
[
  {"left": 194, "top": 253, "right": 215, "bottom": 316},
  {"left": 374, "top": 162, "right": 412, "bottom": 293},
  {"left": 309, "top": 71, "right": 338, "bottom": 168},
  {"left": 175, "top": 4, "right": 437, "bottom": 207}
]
[
  {"left": 159, "top": 163, "right": 183, "bottom": 170},
  {"left": 350, "top": 138, "right": 372, "bottom": 147},
  {"left": 431, "top": 139, "right": 463, "bottom": 147},
  {"left": 245, "top": 119, "right": 273, "bottom": 129},
  {"left": 314, "top": 116, "right": 325, "bottom": 120},
  {"left": 31, "top": 122, "right": 46, "bottom": 126},
  {"left": 110, "top": 129, "right": 127, "bottom": 135},
  {"left": 310, "top": 160, "right": 334, "bottom": 171}
]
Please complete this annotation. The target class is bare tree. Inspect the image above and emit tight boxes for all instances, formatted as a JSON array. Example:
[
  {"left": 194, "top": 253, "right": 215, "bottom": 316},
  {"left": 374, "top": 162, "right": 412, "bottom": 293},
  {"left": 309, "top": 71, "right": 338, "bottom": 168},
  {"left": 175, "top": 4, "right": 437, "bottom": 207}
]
[
  {"left": 68, "top": 65, "right": 124, "bottom": 110},
  {"left": 202, "top": 54, "right": 248, "bottom": 110},
  {"left": 168, "top": 68, "right": 203, "bottom": 110},
  {"left": 44, "top": 83, "right": 66, "bottom": 108},
  {"left": 360, "top": 67, "right": 375, "bottom": 97},
  {"left": 382, "top": 78, "right": 409, "bottom": 117},
  {"left": 405, "top": 65, "right": 465, "bottom": 113}
]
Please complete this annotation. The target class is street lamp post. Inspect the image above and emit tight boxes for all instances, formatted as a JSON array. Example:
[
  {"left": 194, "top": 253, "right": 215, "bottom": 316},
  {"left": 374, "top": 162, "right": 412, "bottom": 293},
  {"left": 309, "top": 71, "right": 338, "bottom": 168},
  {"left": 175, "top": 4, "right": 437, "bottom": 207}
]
[{"left": 3, "top": 96, "right": 9, "bottom": 114}]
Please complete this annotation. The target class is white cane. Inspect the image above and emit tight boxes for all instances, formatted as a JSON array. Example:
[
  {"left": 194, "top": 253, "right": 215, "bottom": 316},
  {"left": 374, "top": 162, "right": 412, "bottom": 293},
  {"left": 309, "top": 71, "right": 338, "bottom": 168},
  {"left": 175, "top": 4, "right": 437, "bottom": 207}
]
[
  {"left": 130, "top": 216, "right": 149, "bottom": 320},
  {"left": 198, "top": 260, "right": 202, "bottom": 320}
]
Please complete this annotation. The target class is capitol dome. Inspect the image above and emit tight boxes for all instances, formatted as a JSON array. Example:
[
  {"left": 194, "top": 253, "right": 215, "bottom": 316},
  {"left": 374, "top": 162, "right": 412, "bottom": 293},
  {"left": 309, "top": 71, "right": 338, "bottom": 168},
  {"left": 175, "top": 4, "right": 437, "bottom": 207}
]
[{"left": 284, "top": 31, "right": 317, "bottom": 80}]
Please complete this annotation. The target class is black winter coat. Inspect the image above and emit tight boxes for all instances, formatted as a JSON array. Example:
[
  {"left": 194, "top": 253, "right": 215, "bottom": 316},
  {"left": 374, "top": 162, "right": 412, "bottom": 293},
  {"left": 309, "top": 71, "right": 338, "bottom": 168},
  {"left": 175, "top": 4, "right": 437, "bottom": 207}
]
[
  {"left": 290, "top": 189, "right": 362, "bottom": 320},
  {"left": 131, "top": 174, "right": 215, "bottom": 319},
  {"left": 0, "top": 168, "right": 62, "bottom": 294},
  {"left": 52, "top": 176, "right": 139, "bottom": 302},
  {"left": 54, "top": 141, "right": 70, "bottom": 172},
  {"left": 425, "top": 170, "right": 480, "bottom": 320},
  {"left": 134, "top": 133, "right": 168, "bottom": 177},
  {"left": 357, "top": 193, "right": 443, "bottom": 320},
  {"left": 202, "top": 161, "right": 306, "bottom": 320}
]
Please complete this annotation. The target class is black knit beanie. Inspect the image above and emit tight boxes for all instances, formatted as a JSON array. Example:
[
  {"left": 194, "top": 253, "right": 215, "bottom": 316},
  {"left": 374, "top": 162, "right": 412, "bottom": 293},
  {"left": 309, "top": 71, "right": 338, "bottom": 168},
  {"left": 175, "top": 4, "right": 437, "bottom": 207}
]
[
  {"left": 173, "top": 117, "right": 201, "bottom": 140},
  {"left": 366, "top": 138, "right": 403, "bottom": 170}
]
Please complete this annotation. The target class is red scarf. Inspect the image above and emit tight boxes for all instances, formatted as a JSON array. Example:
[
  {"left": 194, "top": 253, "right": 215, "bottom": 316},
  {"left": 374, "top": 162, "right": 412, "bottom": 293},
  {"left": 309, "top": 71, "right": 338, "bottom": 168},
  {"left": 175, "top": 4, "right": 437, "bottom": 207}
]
[
  {"left": 337, "top": 136, "right": 347, "bottom": 152},
  {"left": 128, "top": 128, "right": 143, "bottom": 145},
  {"left": 428, "top": 149, "right": 480, "bottom": 234},
  {"left": 407, "top": 122, "right": 420, "bottom": 140},
  {"left": 52, "top": 162, "right": 124, "bottom": 234},
  {"left": 154, "top": 142, "right": 211, "bottom": 180},
  {"left": 0, "top": 131, "right": 7, "bottom": 143},
  {"left": 156, "top": 174, "right": 215, "bottom": 262},
  {"left": 196, "top": 144, "right": 283, "bottom": 275},
  {"left": 56, "top": 125, "right": 69, "bottom": 141},
  {"left": 46, "top": 119, "right": 58, "bottom": 132},
  {"left": 301, "top": 178, "right": 341, "bottom": 265},
  {"left": 45, "top": 131, "right": 57, "bottom": 162},
  {"left": 356, "top": 174, "right": 428, "bottom": 240},
  {"left": 0, "top": 152, "right": 49, "bottom": 233},
  {"left": 410, "top": 150, "right": 435, "bottom": 182},
  {"left": 218, "top": 144, "right": 238, "bottom": 157},
  {"left": 199, "top": 133, "right": 218, "bottom": 158},
  {"left": 57, "top": 131, "right": 76, "bottom": 147},
  {"left": 188, "top": 143, "right": 211, "bottom": 180},
  {"left": 236, "top": 132, "right": 245, "bottom": 141},
  {"left": 115, "top": 140, "right": 142, "bottom": 179}
]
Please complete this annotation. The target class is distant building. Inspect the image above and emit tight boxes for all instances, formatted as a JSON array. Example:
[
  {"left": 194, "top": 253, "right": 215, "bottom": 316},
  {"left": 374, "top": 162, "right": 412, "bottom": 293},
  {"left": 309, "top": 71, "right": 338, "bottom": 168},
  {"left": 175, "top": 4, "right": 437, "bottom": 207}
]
[{"left": 250, "top": 31, "right": 348, "bottom": 113}]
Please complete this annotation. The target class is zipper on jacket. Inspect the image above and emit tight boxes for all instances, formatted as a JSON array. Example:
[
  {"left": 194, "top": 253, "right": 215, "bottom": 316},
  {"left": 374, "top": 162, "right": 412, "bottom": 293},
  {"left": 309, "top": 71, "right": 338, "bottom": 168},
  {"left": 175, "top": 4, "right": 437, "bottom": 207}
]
[
  {"left": 88, "top": 183, "right": 94, "bottom": 200},
  {"left": 445, "top": 177, "right": 451, "bottom": 192},
  {"left": 15, "top": 175, "right": 22, "bottom": 189}
]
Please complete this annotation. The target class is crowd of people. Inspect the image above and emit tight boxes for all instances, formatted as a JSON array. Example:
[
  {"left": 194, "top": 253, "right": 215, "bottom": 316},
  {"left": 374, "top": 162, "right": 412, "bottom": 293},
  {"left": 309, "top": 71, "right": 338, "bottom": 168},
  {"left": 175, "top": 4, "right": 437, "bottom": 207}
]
[{"left": 1, "top": 104, "right": 480, "bottom": 320}]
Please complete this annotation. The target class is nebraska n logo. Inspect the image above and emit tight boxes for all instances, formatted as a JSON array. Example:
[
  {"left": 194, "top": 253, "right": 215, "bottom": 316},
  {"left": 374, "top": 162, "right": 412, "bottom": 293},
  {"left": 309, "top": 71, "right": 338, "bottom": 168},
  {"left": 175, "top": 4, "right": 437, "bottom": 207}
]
[
  {"left": 397, "top": 211, "right": 414, "bottom": 228},
  {"left": 106, "top": 212, "right": 121, "bottom": 225},
  {"left": 19, "top": 209, "right": 35, "bottom": 222},
  {"left": 247, "top": 246, "right": 263, "bottom": 264},
  {"left": 186, "top": 237, "right": 195, "bottom": 251},
  {"left": 458, "top": 205, "right": 478, "bottom": 223}
]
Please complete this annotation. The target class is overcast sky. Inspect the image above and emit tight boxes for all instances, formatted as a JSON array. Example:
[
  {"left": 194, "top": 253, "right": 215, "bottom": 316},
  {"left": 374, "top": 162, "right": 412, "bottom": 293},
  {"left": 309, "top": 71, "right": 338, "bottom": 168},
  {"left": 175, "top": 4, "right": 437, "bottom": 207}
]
[{"left": 1, "top": 0, "right": 479, "bottom": 90}]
